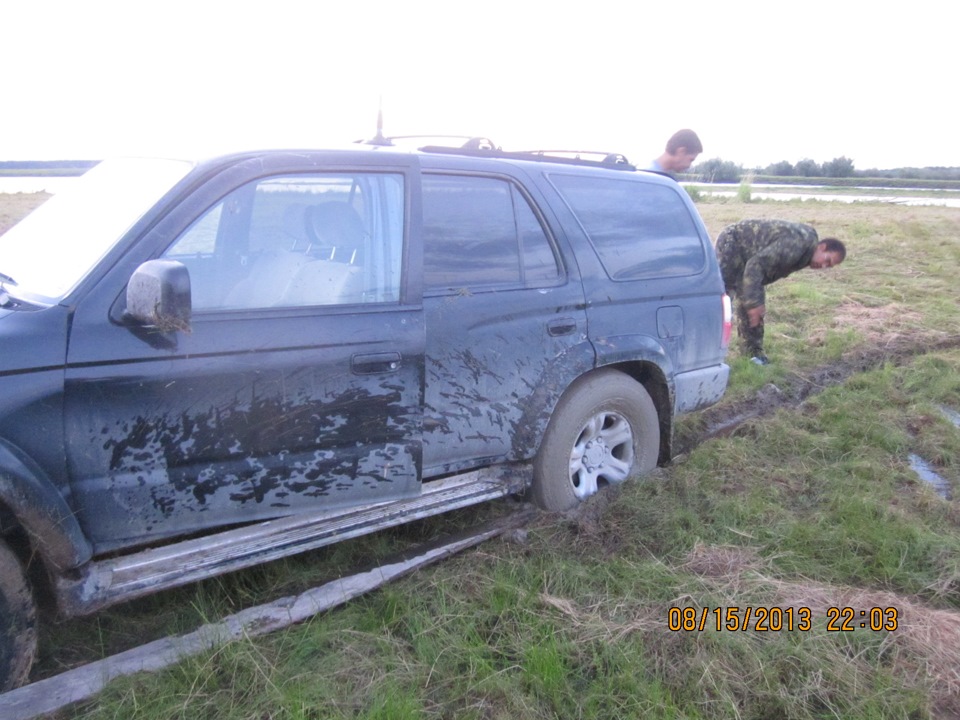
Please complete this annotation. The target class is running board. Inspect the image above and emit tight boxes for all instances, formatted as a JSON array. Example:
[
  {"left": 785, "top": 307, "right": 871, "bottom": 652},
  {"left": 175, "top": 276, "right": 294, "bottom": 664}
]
[{"left": 57, "top": 466, "right": 529, "bottom": 616}]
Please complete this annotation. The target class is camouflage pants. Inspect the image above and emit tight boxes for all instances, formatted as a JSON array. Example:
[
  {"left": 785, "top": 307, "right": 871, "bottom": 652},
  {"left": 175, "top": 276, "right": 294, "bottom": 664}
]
[
  {"left": 729, "top": 290, "right": 765, "bottom": 356},
  {"left": 716, "top": 229, "right": 764, "bottom": 356}
]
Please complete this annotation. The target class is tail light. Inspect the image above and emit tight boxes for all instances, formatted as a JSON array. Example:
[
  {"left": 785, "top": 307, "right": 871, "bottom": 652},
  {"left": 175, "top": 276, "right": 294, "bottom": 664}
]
[{"left": 721, "top": 294, "right": 732, "bottom": 349}]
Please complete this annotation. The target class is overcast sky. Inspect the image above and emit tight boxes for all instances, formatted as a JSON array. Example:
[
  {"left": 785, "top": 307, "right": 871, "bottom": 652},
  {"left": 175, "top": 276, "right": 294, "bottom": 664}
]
[{"left": 3, "top": 0, "right": 956, "bottom": 170}]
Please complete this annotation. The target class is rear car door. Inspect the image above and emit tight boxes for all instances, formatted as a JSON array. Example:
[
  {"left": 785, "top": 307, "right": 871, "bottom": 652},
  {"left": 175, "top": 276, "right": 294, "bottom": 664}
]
[
  {"left": 63, "top": 154, "right": 424, "bottom": 552},
  {"left": 419, "top": 166, "right": 592, "bottom": 476},
  {"left": 546, "top": 171, "right": 725, "bottom": 371}
]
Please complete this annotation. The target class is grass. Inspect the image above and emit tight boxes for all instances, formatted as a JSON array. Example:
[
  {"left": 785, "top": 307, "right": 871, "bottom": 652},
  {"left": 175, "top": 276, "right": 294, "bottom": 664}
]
[{"left": 3, "top": 193, "right": 960, "bottom": 718}]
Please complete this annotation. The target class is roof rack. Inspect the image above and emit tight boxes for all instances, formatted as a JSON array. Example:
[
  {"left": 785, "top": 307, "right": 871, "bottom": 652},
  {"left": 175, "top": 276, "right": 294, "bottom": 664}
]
[
  {"left": 510, "top": 149, "right": 635, "bottom": 168},
  {"left": 395, "top": 135, "right": 501, "bottom": 150},
  {"left": 356, "top": 134, "right": 499, "bottom": 150},
  {"left": 356, "top": 131, "right": 636, "bottom": 171},
  {"left": 421, "top": 145, "right": 636, "bottom": 171}
]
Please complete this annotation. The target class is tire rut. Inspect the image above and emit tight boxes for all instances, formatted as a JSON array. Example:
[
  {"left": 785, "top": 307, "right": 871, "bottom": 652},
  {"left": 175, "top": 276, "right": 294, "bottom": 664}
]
[{"left": 675, "top": 334, "right": 960, "bottom": 456}]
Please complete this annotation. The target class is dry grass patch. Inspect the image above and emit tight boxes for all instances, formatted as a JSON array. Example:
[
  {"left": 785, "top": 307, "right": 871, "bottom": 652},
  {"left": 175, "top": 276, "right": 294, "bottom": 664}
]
[
  {"left": 678, "top": 543, "right": 960, "bottom": 717},
  {"left": 0, "top": 192, "right": 48, "bottom": 235},
  {"left": 810, "top": 299, "right": 932, "bottom": 347}
]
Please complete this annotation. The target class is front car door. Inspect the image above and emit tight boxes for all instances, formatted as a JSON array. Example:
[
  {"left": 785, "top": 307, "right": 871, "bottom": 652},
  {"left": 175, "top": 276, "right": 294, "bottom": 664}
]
[{"left": 64, "top": 153, "right": 424, "bottom": 553}]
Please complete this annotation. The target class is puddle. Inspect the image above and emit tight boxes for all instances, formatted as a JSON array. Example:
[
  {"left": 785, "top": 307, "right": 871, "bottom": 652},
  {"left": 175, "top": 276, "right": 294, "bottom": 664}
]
[
  {"left": 939, "top": 405, "right": 960, "bottom": 429},
  {"left": 908, "top": 454, "right": 952, "bottom": 500}
]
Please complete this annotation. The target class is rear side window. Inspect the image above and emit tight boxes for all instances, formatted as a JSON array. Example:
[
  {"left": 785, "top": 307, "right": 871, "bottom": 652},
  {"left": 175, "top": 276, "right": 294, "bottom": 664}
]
[
  {"left": 422, "top": 174, "right": 560, "bottom": 291},
  {"left": 549, "top": 174, "right": 706, "bottom": 280}
]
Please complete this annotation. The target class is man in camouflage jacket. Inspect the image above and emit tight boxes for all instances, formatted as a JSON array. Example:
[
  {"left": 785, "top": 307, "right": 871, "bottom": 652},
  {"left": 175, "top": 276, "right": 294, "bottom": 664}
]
[{"left": 716, "top": 219, "right": 846, "bottom": 364}]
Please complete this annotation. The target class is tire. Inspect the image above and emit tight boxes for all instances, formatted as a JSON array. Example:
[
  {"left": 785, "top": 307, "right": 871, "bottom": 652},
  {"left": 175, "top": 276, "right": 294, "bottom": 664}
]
[
  {"left": 0, "top": 541, "right": 37, "bottom": 691},
  {"left": 532, "top": 369, "right": 660, "bottom": 512}
]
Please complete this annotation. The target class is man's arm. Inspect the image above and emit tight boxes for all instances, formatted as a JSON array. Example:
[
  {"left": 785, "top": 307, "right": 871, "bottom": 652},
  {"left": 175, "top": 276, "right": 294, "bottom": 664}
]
[{"left": 740, "top": 239, "right": 812, "bottom": 308}]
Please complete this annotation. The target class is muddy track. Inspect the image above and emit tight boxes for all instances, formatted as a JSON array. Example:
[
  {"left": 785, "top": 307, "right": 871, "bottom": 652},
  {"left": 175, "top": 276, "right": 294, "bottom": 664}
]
[{"left": 675, "top": 334, "right": 960, "bottom": 455}]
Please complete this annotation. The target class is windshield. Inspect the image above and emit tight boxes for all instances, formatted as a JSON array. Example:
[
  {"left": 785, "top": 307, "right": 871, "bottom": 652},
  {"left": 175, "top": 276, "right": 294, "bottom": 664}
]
[{"left": 0, "top": 157, "right": 194, "bottom": 302}]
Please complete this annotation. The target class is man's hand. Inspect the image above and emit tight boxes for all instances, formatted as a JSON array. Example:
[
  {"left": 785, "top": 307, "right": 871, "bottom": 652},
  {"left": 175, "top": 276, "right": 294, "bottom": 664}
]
[{"left": 747, "top": 304, "right": 766, "bottom": 328}]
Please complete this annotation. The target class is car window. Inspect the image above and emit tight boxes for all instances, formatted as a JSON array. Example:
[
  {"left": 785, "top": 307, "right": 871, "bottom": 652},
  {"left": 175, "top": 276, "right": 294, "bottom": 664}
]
[
  {"left": 163, "top": 173, "right": 404, "bottom": 310},
  {"left": 549, "top": 174, "right": 706, "bottom": 280},
  {"left": 422, "top": 174, "right": 560, "bottom": 292}
]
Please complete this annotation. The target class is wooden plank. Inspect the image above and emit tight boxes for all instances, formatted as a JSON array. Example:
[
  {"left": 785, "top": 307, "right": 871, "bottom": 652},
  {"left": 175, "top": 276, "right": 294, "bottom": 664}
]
[{"left": 0, "top": 510, "right": 533, "bottom": 720}]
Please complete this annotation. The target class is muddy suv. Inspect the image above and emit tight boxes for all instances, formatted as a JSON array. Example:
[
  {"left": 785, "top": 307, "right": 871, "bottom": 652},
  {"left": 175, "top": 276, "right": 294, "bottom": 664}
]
[{"left": 0, "top": 139, "right": 730, "bottom": 688}]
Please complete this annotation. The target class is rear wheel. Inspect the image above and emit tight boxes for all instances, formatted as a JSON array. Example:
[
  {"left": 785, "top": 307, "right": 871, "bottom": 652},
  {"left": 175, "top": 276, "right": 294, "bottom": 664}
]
[
  {"left": 0, "top": 540, "right": 37, "bottom": 691},
  {"left": 532, "top": 369, "right": 660, "bottom": 511}
]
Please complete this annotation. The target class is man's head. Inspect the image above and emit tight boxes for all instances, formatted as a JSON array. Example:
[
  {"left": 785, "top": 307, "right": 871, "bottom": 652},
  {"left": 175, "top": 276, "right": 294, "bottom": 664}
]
[
  {"left": 809, "top": 238, "right": 846, "bottom": 269},
  {"left": 659, "top": 128, "right": 703, "bottom": 173}
]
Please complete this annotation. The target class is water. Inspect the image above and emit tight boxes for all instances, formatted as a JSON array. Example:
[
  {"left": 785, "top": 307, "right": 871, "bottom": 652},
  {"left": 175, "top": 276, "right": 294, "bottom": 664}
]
[
  {"left": 690, "top": 184, "right": 960, "bottom": 208},
  {"left": 908, "top": 454, "right": 952, "bottom": 499},
  {"left": 907, "top": 406, "right": 960, "bottom": 499},
  {"left": 4, "top": 177, "right": 960, "bottom": 208},
  {"left": 939, "top": 405, "right": 960, "bottom": 429}
]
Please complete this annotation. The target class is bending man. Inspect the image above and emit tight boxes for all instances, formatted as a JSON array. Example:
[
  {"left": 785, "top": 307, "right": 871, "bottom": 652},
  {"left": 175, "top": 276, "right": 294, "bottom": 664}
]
[{"left": 716, "top": 219, "right": 846, "bottom": 365}]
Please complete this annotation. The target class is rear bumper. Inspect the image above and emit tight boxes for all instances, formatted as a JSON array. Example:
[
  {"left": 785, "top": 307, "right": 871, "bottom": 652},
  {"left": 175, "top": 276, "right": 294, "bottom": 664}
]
[{"left": 673, "top": 363, "right": 730, "bottom": 414}]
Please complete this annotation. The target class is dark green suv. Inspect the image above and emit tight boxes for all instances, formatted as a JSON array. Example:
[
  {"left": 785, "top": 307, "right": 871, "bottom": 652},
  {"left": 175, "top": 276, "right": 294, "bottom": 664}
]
[{"left": 0, "top": 140, "right": 730, "bottom": 688}]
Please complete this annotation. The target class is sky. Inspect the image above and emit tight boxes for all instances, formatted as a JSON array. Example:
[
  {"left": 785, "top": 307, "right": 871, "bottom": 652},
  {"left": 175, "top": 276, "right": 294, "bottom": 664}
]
[{"left": 3, "top": 0, "right": 957, "bottom": 171}]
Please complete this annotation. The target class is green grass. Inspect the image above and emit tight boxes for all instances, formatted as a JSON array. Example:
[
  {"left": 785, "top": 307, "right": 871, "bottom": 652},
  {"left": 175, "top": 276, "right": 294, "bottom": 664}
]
[{"left": 3, "top": 195, "right": 958, "bottom": 718}]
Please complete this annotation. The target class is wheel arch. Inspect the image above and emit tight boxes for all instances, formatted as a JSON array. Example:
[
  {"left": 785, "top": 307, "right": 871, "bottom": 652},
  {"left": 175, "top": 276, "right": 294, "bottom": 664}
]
[{"left": 0, "top": 438, "right": 93, "bottom": 576}]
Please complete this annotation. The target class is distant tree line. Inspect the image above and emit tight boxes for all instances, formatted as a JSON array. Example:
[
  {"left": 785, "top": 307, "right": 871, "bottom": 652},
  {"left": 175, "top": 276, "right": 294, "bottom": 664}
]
[{"left": 687, "top": 156, "right": 960, "bottom": 184}]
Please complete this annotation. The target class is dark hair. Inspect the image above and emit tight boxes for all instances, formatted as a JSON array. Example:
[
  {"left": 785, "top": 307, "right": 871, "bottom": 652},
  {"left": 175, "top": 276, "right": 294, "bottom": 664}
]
[
  {"left": 666, "top": 128, "right": 702, "bottom": 154},
  {"left": 820, "top": 237, "right": 846, "bottom": 260}
]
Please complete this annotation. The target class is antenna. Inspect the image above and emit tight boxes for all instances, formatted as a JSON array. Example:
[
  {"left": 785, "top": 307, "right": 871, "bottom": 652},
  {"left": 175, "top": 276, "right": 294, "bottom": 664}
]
[{"left": 367, "top": 97, "right": 391, "bottom": 146}]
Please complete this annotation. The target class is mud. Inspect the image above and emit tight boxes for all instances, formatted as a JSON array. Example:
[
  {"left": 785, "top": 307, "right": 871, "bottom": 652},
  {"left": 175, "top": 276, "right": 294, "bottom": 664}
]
[
  {"left": 675, "top": 334, "right": 960, "bottom": 455},
  {"left": 0, "top": 544, "right": 37, "bottom": 692}
]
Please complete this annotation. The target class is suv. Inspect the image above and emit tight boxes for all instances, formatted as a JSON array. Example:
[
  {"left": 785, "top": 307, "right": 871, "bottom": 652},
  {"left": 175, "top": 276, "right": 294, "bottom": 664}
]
[{"left": 0, "top": 139, "right": 730, "bottom": 688}]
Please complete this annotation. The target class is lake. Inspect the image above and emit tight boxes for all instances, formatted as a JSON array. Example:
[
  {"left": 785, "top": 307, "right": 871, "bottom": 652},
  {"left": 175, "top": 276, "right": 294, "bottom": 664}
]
[
  {"left": 3, "top": 177, "right": 959, "bottom": 208},
  {"left": 687, "top": 183, "right": 960, "bottom": 208}
]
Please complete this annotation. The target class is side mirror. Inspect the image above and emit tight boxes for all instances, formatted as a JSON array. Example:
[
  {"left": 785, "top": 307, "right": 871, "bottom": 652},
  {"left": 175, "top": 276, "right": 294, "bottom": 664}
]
[{"left": 125, "top": 259, "right": 191, "bottom": 332}]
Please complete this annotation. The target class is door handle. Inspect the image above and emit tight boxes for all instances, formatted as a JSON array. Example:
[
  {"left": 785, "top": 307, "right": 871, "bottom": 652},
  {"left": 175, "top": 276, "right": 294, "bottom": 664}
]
[{"left": 351, "top": 352, "right": 402, "bottom": 374}]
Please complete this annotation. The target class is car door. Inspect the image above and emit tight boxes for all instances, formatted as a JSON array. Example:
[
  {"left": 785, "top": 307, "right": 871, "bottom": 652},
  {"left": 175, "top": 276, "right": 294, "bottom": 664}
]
[
  {"left": 545, "top": 171, "right": 724, "bottom": 372},
  {"left": 63, "top": 154, "right": 424, "bottom": 553},
  {"left": 419, "top": 168, "right": 592, "bottom": 477}
]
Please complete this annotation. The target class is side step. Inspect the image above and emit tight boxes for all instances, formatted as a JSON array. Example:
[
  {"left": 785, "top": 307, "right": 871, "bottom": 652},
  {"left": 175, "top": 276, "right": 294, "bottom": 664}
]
[{"left": 57, "top": 466, "right": 529, "bottom": 616}]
